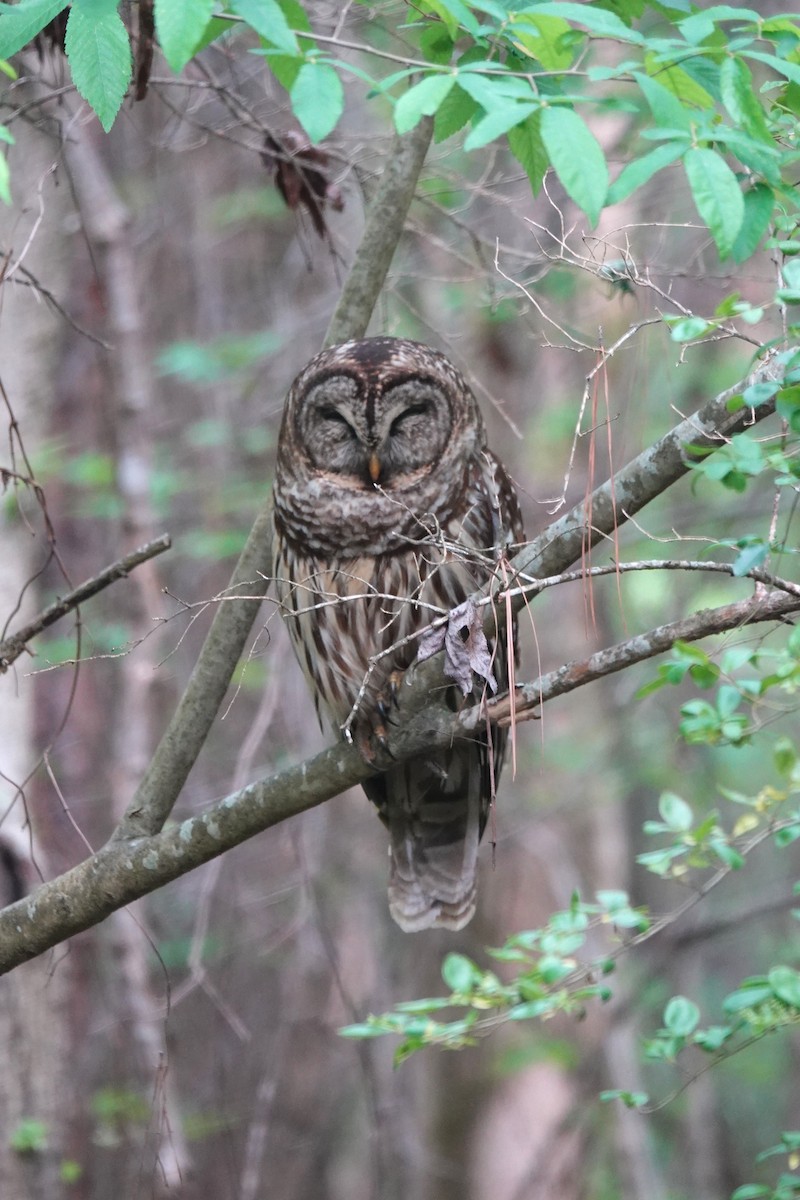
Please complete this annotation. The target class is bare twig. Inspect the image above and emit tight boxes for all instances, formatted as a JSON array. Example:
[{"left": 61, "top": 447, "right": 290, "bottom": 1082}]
[
  {"left": 0, "top": 535, "right": 171, "bottom": 672},
  {"left": 480, "top": 588, "right": 800, "bottom": 728}
]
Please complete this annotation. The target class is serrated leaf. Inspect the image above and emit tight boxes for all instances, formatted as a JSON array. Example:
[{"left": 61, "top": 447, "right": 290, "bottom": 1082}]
[
  {"left": 507, "top": 112, "right": 547, "bottom": 195},
  {"left": 433, "top": 83, "right": 479, "bottom": 141},
  {"left": 154, "top": 0, "right": 213, "bottom": 73},
  {"left": 395, "top": 74, "right": 455, "bottom": 135},
  {"left": 231, "top": 0, "right": 299, "bottom": 55},
  {"left": 683, "top": 148, "right": 744, "bottom": 259},
  {"left": 607, "top": 140, "right": 686, "bottom": 205},
  {"left": 720, "top": 55, "right": 772, "bottom": 142},
  {"left": 65, "top": 1, "right": 131, "bottom": 132},
  {"left": 290, "top": 61, "right": 343, "bottom": 144},
  {"left": 0, "top": 0, "right": 67, "bottom": 59},
  {"left": 540, "top": 105, "right": 608, "bottom": 226}
]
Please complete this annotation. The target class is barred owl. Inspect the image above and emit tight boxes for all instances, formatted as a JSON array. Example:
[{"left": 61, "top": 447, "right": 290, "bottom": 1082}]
[{"left": 272, "top": 337, "right": 524, "bottom": 931}]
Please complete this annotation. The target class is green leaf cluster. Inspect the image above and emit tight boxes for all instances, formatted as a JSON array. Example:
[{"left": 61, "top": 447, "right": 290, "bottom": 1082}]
[
  {"left": 639, "top": 632, "right": 800, "bottom": 753},
  {"left": 642, "top": 968, "right": 800, "bottom": 1071},
  {"left": 340, "top": 891, "right": 647, "bottom": 1063},
  {"left": 3, "top": 0, "right": 800, "bottom": 257}
]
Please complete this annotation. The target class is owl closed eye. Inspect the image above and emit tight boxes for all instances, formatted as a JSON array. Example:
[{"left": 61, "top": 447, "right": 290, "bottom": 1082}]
[{"left": 272, "top": 336, "right": 524, "bottom": 931}]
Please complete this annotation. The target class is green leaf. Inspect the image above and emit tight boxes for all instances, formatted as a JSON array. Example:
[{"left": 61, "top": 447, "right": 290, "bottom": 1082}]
[
  {"left": 599, "top": 1089, "right": 649, "bottom": 1108},
  {"left": 395, "top": 74, "right": 455, "bottom": 135},
  {"left": 677, "top": 6, "right": 760, "bottom": 44},
  {"left": 664, "top": 995, "right": 700, "bottom": 1036},
  {"left": 683, "top": 148, "right": 744, "bottom": 259},
  {"left": 0, "top": 0, "right": 67, "bottom": 59},
  {"left": 464, "top": 100, "right": 537, "bottom": 151},
  {"left": 339, "top": 1022, "right": 389, "bottom": 1039},
  {"left": 540, "top": 105, "right": 608, "bottom": 226},
  {"left": 711, "top": 839, "right": 745, "bottom": 868},
  {"left": 730, "top": 183, "right": 774, "bottom": 264},
  {"left": 154, "top": 0, "right": 213, "bottom": 73},
  {"left": 231, "top": 0, "right": 299, "bottom": 55},
  {"left": 433, "top": 83, "right": 479, "bottom": 141},
  {"left": 694, "top": 1024, "right": 734, "bottom": 1052},
  {"left": 777, "top": 385, "right": 800, "bottom": 433},
  {"left": 65, "top": 0, "right": 132, "bottom": 132},
  {"left": 456, "top": 69, "right": 537, "bottom": 109},
  {"left": 418, "top": 23, "right": 454, "bottom": 66},
  {"left": 290, "top": 61, "right": 343, "bottom": 144},
  {"left": 421, "top": 0, "right": 480, "bottom": 39},
  {"left": 634, "top": 70, "right": 693, "bottom": 131},
  {"left": 774, "top": 737, "right": 797, "bottom": 776},
  {"left": 669, "top": 316, "right": 711, "bottom": 342},
  {"left": 607, "top": 140, "right": 686, "bottom": 205},
  {"left": 769, "top": 965, "right": 800, "bottom": 1008},
  {"left": 521, "top": 2, "right": 644, "bottom": 44},
  {"left": 720, "top": 55, "right": 772, "bottom": 142},
  {"left": 192, "top": 16, "right": 232, "bottom": 56},
  {"left": 442, "top": 952, "right": 480, "bottom": 993},
  {"left": 507, "top": 111, "right": 547, "bottom": 195},
  {"left": 658, "top": 792, "right": 693, "bottom": 832},
  {"left": 732, "top": 541, "right": 767, "bottom": 576},
  {"left": 744, "top": 49, "right": 800, "bottom": 88},
  {"left": 0, "top": 153, "right": 9, "bottom": 205},
  {"left": 644, "top": 54, "right": 713, "bottom": 111},
  {"left": 510, "top": 13, "right": 574, "bottom": 70}
]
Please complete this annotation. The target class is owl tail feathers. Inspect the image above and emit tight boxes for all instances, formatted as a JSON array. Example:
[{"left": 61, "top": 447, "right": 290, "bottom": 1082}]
[
  {"left": 387, "top": 835, "right": 478, "bottom": 931},
  {"left": 378, "top": 756, "right": 484, "bottom": 932}
]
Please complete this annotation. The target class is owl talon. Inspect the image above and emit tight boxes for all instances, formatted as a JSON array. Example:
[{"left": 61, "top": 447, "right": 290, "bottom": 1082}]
[{"left": 388, "top": 670, "right": 403, "bottom": 708}]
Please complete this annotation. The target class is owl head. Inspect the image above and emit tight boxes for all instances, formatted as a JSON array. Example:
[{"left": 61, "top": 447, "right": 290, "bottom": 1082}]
[{"left": 276, "top": 337, "right": 485, "bottom": 493}]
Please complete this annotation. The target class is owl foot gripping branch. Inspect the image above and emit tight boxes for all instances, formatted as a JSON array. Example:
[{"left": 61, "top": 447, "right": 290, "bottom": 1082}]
[{"left": 273, "top": 337, "right": 524, "bottom": 932}]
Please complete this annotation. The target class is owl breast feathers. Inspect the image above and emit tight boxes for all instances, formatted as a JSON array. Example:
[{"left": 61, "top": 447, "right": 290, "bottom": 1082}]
[{"left": 272, "top": 337, "right": 524, "bottom": 931}]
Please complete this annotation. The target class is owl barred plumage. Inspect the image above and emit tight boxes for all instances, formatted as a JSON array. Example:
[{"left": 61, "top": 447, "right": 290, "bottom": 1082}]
[{"left": 272, "top": 337, "right": 524, "bottom": 931}]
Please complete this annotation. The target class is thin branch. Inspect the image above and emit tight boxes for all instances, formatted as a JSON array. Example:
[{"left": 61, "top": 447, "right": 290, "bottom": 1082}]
[
  {"left": 478, "top": 588, "right": 800, "bottom": 729},
  {"left": 0, "top": 535, "right": 171, "bottom": 672},
  {"left": 0, "top": 582, "right": 796, "bottom": 975},
  {"left": 324, "top": 117, "right": 434, "bottom": 347}
]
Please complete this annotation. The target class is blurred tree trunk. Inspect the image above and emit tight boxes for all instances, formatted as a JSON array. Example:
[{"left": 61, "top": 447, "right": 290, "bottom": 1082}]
[{"left": 0, "top": 110, "right": 70, "bottom": 1200}]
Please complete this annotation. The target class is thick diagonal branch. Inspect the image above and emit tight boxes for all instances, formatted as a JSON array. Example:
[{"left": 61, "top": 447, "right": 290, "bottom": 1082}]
[{"left": 0, "top": 581, "right": 796, "bottom": 973}]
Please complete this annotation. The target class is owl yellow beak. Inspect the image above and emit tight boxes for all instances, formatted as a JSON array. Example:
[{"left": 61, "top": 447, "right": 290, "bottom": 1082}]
[{"left": 368, "top": 452, "right": 381, "bottom": 484}]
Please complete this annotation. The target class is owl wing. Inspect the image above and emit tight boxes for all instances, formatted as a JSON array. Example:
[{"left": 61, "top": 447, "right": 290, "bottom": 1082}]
[{"left": 364, "top": 450, "right": 524, "bottom": 931}]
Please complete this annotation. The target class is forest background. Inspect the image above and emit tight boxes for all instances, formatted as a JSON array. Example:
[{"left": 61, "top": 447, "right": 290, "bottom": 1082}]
[{"left": 1, "top": 1, "right": 800, "bottom": 1198}]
